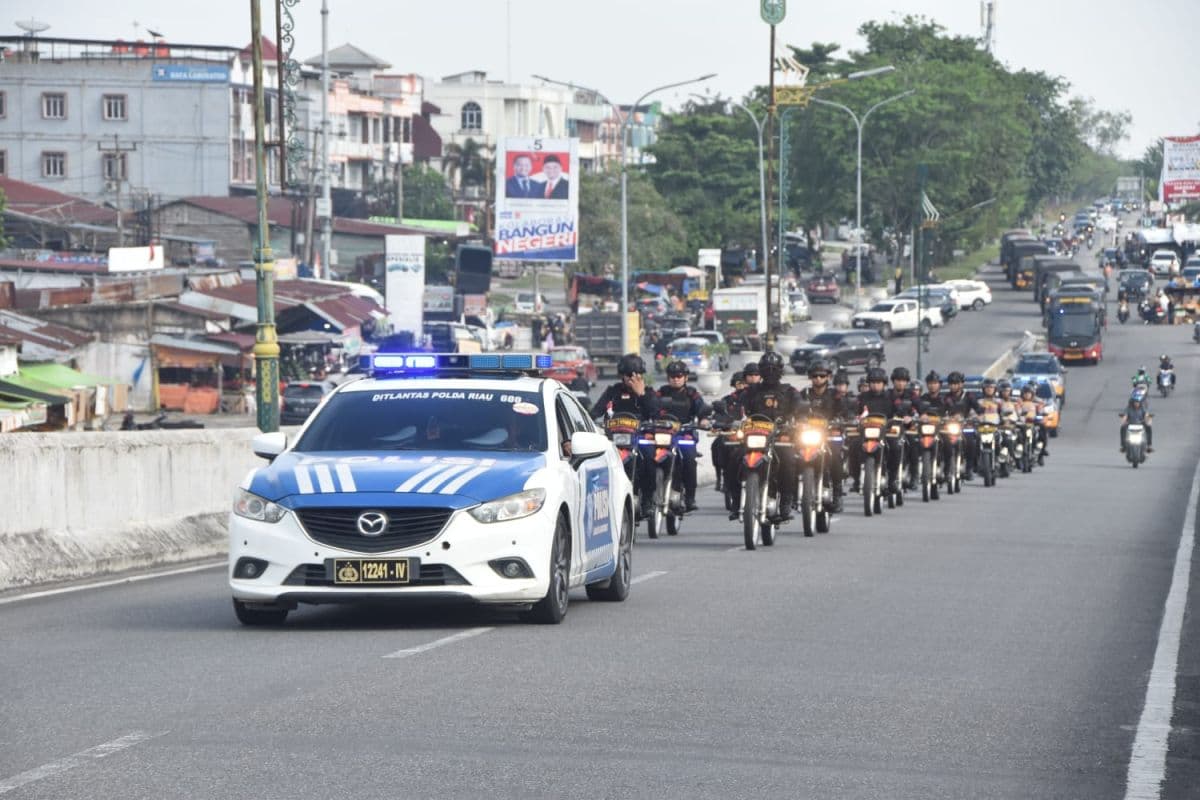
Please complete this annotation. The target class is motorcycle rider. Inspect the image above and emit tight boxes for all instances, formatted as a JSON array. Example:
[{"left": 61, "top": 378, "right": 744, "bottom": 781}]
[
  {"left": 710, "top": 372, "right": 746, "bottom": 493},
  {"left": 942, "top": 371, "right": 983, "bottom": 479},
  {"left": 919, "top": 370, "right": 946, "bottom": 415},
  {"left": 856, "top": 367, "right": 896, "bottom": 494},
  {"left": 656, "top": 360, "right": 711, "bottom": 511},
  {"left": 798, "top": 359, "right": 845, "bottom": 512},
  {"left": 736, "top": 351, "right": 801, "bottom": 521},
  {"left": 888, "top": 366, "right": 922, "bottom": 490},
  {"left": 591, "top": 353, "right": 661, "bottom": 518},
  {"left": 1119, "top": 392, "right": 1153, "bottom": 453},
  {"left": 1015, "top": 383, "right": 1050, "bottom": 458},
  {"left": 1158, "top": 353, "right": 1176, "bottom": 389}
]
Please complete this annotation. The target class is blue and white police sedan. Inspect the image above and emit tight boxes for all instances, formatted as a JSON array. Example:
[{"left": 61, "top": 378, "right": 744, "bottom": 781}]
[{"left": 229, "top": 353, "right": 634, "bottom": 625}]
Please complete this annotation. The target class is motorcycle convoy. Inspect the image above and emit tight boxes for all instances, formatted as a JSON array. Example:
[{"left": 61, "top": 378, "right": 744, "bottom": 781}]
[{"left": 595, "top": 352, "right": 1055, "bottom": 551}]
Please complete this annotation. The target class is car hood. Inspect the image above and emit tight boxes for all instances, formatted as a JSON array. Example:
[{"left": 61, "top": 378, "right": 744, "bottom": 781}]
[
  {"left": 245, "top": 450, "right": 547, "bottom": 509},
  {"left": 792, "top": 343, "right": 832, "bottom": 355}
]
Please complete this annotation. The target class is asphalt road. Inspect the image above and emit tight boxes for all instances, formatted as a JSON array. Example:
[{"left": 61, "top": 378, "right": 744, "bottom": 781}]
[{"left": 2, "top": 257, "right": 1199, "bottom": 798}]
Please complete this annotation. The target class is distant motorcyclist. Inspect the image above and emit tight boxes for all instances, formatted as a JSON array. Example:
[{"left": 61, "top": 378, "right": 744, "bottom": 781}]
[
  {"left": 942, "top": 371, "right": 983, "bottom": 479},
  {"left": 591, "top": 353, "right": 661, "bottom": 517},
  {"left": 798, "top": 359, "right": 845, "bottom": 512},
  {"left": 1119, "top": 392, "right": 1153, "bottom": 453},
  {"left": 656, "top": 360, "right": 711, "bottom": 511},
  {"left": 888, "top": 366, "right": 922, "bottom": 489},
  {"left": 1131, "top": 365, "right": 1150, "bottom": 388},
  {"left": 736, "top": 351, "right": 801, "bottom": 520},
  {"left": 1158, "top": 353, "right": 1176, "bottom": 390},
  {"left": 1016, "top": 383, "right": 1051, "bottom": 457}
]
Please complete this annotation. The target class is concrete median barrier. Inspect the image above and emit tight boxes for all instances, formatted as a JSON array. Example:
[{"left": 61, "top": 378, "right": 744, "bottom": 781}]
[{"left": 0, "top": 428, "right": 272, "bottom": 591}]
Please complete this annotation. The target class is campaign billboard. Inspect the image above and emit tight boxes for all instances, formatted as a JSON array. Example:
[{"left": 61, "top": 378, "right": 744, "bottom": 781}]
[
  {"left": 385, "top": 235, "right": 426, "bottom": 336},
  {"left": 1160, "top": 136, "right": 1200, "bottom": 204},
  {"left": 494, "top": 137, "right": 579, "bottom": 262}
]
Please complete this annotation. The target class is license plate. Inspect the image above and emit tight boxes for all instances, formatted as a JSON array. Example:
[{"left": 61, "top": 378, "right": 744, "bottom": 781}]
[
  {"left": 1066, "top": 349, "right": 1083, "bottom": 358},
  {"left": 332, "top": 558, "right": 413, "bottom": 585}
]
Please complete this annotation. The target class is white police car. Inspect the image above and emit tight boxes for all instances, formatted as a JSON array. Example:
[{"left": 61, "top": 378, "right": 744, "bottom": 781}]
[{"left": 229, "top": 353, "right": 634, "bottom": 625}]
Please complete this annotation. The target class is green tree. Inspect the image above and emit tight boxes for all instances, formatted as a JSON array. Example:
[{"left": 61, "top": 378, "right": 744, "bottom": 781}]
[
  {"left": 1136, "top": 138, "right": 1164, "bottom": 200},
  {"left": 442, "top": 138, "right": 491, "bottom": 190},
  {"left": 1069, "top": 97, "right": 1132, "bottom": 156},
  {"left": 365, "top": 165, "right": 455, "bottom": 220},
  {"left": 577, "top": 166, "right": 688, "bottom": 274}
]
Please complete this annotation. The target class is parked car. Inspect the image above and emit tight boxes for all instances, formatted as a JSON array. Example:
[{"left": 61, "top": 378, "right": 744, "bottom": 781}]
[
  {"left": 805, "top": 272, "right": 841, "bottom": 303},
  {"left": 790, "top": 330, "right": 885, "bottom": 374},
  {"left": 895, "top": 286, "right": 957, "bottom": 321},
  {"left": 280, "top": 381, "right": 335, "bottom": 425},
  {"left": 687, "top": 330, "right": 731, "bottom": 372},
  {"left": 941, "top": 279, "right": 992, "bottom": 310},
  {"left": 513, "top": 291, "right": 548, "bottom": 314},
  {"left": 544, "top": 345, "right": 599, "bottom": 387},
  {"left": 787, "top": 288, "right": 812, "bottom": 321}
]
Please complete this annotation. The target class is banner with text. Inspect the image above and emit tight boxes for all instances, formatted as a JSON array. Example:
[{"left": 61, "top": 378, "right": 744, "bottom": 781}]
[
  {"left": 494, "top": 136, "right": 579, "bottom": 262},
  {"left": 385, "top": 235, "right": 426, "bottom": 336},
  {"left": 1160, "top": 136, "right": 1200, "bottom": 204}
]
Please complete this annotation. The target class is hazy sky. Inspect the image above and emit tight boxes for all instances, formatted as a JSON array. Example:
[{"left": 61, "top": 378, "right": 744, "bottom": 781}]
[{"left": 5, "top": 0, "right": 1197, "bottom": 158}]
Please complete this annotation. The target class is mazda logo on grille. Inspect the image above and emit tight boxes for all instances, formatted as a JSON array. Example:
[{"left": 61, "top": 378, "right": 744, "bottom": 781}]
[{"left": 356, "top": 511, "right": 389, "bottom": 537}]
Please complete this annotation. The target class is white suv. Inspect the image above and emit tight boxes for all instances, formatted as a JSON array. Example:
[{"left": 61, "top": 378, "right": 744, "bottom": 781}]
[
  {"left": 1149, "top": 249, "right": 1180, "bottom": 276},
  {"left": 941, "top": 279, "right": 993, "bottom": 311}
]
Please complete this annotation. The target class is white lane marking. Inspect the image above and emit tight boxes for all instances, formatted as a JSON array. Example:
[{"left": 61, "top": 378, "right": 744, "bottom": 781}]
[
  {"left": 1124, "top": 456, "right": 1200, "bottom": 800},
  {"left": 726, "top": 545, "right": 746, "bottom": 552},
  {"left": 0, "top": 731, "right": 163, "bottom": 795},
  {"left": 417, "top": 464, "right": 473, "bottom": 493},
  {"left": 334, "top": 463, "right": 357, "bottom": 493},
  {"left": 0, "top": 561, "right": 224, "bottom": 606},
  {"left": 396, "top": 462, "right": 452, "bottom": 493},
  {"left": 383, "top": 626, "right": 494, "bottom": 659},
  {"left": 630, "top": 570, "right": 667, "bottom": 585},
  {"left": 439, "top": 466, "right": 489, "bottom": 495},
  {"left": 313, "top": 464, "right": 336, "bottom": 493},
  {"left": 294, "top": 465, "right": 314, "bottom": 495}
]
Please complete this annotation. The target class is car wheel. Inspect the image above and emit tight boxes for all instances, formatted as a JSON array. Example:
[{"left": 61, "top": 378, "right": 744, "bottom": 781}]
[
  {"left": 233, "top": 599, "right": 288, "bottom": 626},
  {"left": 586, "top": 510, "right": 631, "bottom": 602},
  {"left": 525, "top": 516, "right": 571, "bottom": 624},
  {"left": 972, "top": 298, "right": 985, "bottom": 311},
  {"left": 879, "top": 323, "right": 893, "bottom": 340}
]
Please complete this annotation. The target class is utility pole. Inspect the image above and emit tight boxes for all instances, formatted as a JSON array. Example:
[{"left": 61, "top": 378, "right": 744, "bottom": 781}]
[
  {"left": 98, "top": 134, "right": 137, "bottom": 246},
  {"left": 915, "top": 163, "right": 929, "bottom": 381},
  {"left": 765, "top": 23, "right": 777, "bottom": 350},
  {"left": 319, "top": 0, "right": 332, "bottom": 279},
  {"left": 250, "top": 0, "right": 280, "bottom": 432},
  {"left": 395, "top": 159, "right": 404, "bottom": 222}
]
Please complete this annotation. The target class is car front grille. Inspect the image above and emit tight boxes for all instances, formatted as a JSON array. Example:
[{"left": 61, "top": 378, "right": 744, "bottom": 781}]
[
  {"left": 295, "top": 507, "right": 454, "bottom": 553},
  {"left": 283, "top": 563, "right": 469, "bottom": 587}
]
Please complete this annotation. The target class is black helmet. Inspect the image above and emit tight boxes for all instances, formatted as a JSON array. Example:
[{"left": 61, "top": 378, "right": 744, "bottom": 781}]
[
  {"left": 1160, "top": 353, "right": 1170, "bottom": 362},
  {"left": 742, "top": 362, "right": 760, "bottom": 377},
  {"left": 891, "top": 366, "right": 911, "bottom": 382},
  {"left": 1020, "top": 383, "right": 1034, "bottom": 395},
  {"left": 947, "top": 370, "right": 965, "bottom": 384},
  {"left": 857, "top": 377, "right": 869, "bottom": 390},
  {"left": 617, "top": 353, "right": 646, "bottom": 376},
  {"left": 666, "top": 360, "right": 689, "bottom": 377},
  {"left": 866, "top": 367, "right": 888, "bottom": 383},
  {"left": 730, "top": 371, "right": 745, "bottom": 387},
  {"left": 925, "top": 370, "right": 942, "bottom": 383},
  {"left": 759, "top": 351, "right": 785, "bottom": 382},
  {"left": 998, "top": 380, "right": 1011, "bottom": 391},
  {"left": 834, "top": 371, "right": 850, "bottom": 386},
  {"left": 807, "top": 359, "right": 832, "bottom": 378},
  {"left": 982, "top": 377, "right": 996, "bottom": 388}
]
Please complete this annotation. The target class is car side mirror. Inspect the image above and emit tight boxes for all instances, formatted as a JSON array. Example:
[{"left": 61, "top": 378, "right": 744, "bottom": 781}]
[
  {"left": 569, "top": 430, "right": 610, "bottom": 462},
  {"left": 252, "top": 431, "right": 288, "bottom": 461}
]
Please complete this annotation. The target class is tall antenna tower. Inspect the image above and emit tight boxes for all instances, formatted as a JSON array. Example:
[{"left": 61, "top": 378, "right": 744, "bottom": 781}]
[{"left": 980, "top": 0, "right": 997, "bottom": 54}]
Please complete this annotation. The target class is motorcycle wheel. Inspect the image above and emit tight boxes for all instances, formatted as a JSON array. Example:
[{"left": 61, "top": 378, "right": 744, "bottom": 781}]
[
  {"left": 862, "top": 456, "right": 876, "bottom": 517},
  {"left": 895, "top": 461, "right": 905, "bottom": 507},
  {"left": 742, "top": 473, "right": 760, "bottom": 550},
  {"left": 998, "top": 452, "right": 1010, "bottom": 479},
  {"left": 801, "top": 468, "right": 818, "bottom": 537},
  {"left": 921, "top": 451, "right": 933, "bottom": 502},
  {"left": 761, "top": 517, "right": 776, "bottom": 547},
  {"left": 981, "top": 452, "right": 994, "bottom": 487},
  {"left": 647, "top": 483, "right": 664, "bottom": 539},
  {"left": 1037, "top": 450, "right": 1045, "bottom": 467}
]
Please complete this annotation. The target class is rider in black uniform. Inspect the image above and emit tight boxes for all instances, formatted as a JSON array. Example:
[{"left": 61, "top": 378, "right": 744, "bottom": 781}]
[
  {"left": 888, "top": 366, "right": 922, "bottom": 491},
  {"left": 941, "top": 371, "right": 983, "bottom": 479},
  {"left": 591, "top": 353, "right": 661, "bottom": 517},
  {"left": 656, "top": 360, "right": 711, "bottom": 511},
  {"left": 711, "top": 371, "right": 745, "bottom": 493},
  {"left": 736, "top": 351, "right": 801, "bottom": 521},
  {"left": 799, "top": 359, "right": 845, "bottom": 512}
]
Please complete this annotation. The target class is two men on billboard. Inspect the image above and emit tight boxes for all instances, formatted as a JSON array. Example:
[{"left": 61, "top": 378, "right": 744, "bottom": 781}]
[
  {"left": 495, "top": 137, "right": 580, "bottom": 262},
  {"left": 504, "top": 152, "right": 571, "bottom": 200}
]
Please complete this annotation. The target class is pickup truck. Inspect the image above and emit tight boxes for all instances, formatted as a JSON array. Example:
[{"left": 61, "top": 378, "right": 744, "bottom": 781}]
[{"left": 851, "top": 298, "right": 942, "bottom": 339}]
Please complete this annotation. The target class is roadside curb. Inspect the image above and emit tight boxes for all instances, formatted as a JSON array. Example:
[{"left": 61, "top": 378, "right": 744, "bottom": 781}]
[{"left": 983, "top": 331, "right": 1044, "bottom": 379}]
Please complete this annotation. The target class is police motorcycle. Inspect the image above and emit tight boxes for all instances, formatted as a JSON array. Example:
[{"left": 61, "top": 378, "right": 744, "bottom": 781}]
[
  {"left": 1117, "top": 298, "right": 1130, "bottom": 324},
  {"left": 914, "top": 410, "right": 943, "bottom": 502},
  {"left": 883, "top": 404, "right": 914, "bottom": 509},
  {"left": 644, "top": 413, "right": 695, "bottom": 538},
  {"left": 1121, "top": 415, "right": 1151, "bottom": 468},
  {"left": 975, "top": 411, "right": 1002, "bottom": 487},
  {"left": 858, "top": 413, "right": 889, "bottom": 517},
  {"left": 604, "top": 412, "right": 644, "bottom": 504},
  {"left": 939, "top": 415, "right": 967, "bottom": 494},
  {"left": 794, "top": 404, "right": 834, "bottom": 537},
  {"left": 739, "top": 414, "right": 790, "bottom": 550}
]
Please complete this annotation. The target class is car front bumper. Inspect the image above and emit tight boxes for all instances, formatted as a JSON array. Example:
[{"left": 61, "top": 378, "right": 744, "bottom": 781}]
[{"left": 229, "top": 507, "right": 554, "bottom": 607}]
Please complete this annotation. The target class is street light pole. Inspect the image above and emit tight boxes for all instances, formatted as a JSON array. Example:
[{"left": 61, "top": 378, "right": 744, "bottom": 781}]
[
  {"left": 810, "top": 89, "right": 914, "bottom": 296},
  {"left": 533, "top": 73, "right": 715, "bottom": 356},
  {"left": 250, "top": 0, "right": 280, "bottom": 432}
]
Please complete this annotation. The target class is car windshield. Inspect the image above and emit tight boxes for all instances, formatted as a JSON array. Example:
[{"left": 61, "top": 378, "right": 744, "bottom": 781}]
[
  {"left": 1015, "top": 358, "right": 1057, "bottom": 374},
  {"left": 1049, "top": 313, "right": 1099, "bottom": 339},
  {"left": 294, "top": 389, "right": 547, "bottom": 452},
  {"left": 869, "top": 303, "right": 897, "bottom": 312},
  {"left": 669, "top": 339, "right": 706, "bottom": 353},
  {"left": 809, "top": 333, "right": 842, "bottom": 345},
  {"left": 284, "top": 384, "right": 326, "bottom": 399},
  {"left": 550, "top": 349, "right": 581, "bottom": 363}
]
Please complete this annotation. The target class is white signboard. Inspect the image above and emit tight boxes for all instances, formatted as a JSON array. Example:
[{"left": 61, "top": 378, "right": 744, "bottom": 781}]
[
  {"left": 385, "top": 235, "right": 426, "bottom": 336},
  {"left": 1160, "top": 136, "right": 1200, "bottom": 203},
  {"left": 493, "top": 136, "right": 579, "bottom": 262},
  {"left": 107, "top": 245, "right": 165, "bottom": 272}
]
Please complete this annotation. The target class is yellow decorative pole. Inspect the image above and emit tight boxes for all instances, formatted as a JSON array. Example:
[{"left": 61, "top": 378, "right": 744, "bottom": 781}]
[{"left": 250, "top": 0, "right": 280, "bottom": 431}]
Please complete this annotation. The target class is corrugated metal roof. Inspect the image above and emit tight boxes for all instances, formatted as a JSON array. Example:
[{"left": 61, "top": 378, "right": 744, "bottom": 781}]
[
  {"left": 170, "top": 196, "right": 443, "bottom": 237},
  {"left": 150, "top": 334, "right": 243, "bottom": 356},
  {"left": 0, "top": 176, "right": 121, "bottom": 227}
]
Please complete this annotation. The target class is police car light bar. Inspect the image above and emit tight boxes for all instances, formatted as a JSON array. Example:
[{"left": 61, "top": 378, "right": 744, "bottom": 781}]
[{"left": 362, "top": 352, "right": 552, "bottom": 376}]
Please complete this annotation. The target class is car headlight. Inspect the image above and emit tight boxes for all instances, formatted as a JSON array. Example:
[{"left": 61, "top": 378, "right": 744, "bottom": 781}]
[
  {"left": 233, "top": 489, "right": 287, "bottom": 523},
  {"left": 468, "top": 488, "right": 546, "bottom": 524}
]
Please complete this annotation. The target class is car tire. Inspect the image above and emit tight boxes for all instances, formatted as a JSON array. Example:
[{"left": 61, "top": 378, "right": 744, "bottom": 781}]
[
  {"left": 972, "top": 298, "right": 985, "bottom": 311},
  {"left": 525, "top": 516, "right": 571, "bottom": 624},
  {"left": 586, "top": 511, "right": 632, "bottom": 602},
  {"left": 233, "top": 599, "right": 288, "bottom": 627},
  {"left": 879, "top": 323, "right": 893, "bottom": 340}
]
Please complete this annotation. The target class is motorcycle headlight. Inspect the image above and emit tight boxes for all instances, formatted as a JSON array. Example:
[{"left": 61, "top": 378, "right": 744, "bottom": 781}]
[
  {"left": 920, "top": 424, "right": 938, "bottom": 435},
  {"left": 799, "top": 429, "right": 823, "bottom": 446},
  {"left": 611, "top": 433, "right": 632, "bottom": 446},
  {"left": 745, "top": 434, "right": 768, "bottom": 449},
  {"left": 468, "top": 488, "right": 546, "bottom": 524},
  {"left": 863, "top": 428, "right": 882, "bottom": 439},
  {"left": 233, "top": 489, "right": 287, "bottom": 523},
  {"left": 654, "top": 432, "right": 674, "bottom": 446},
  {"left": 944, "top": 422, "right": 961, "bottom": 435}
]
